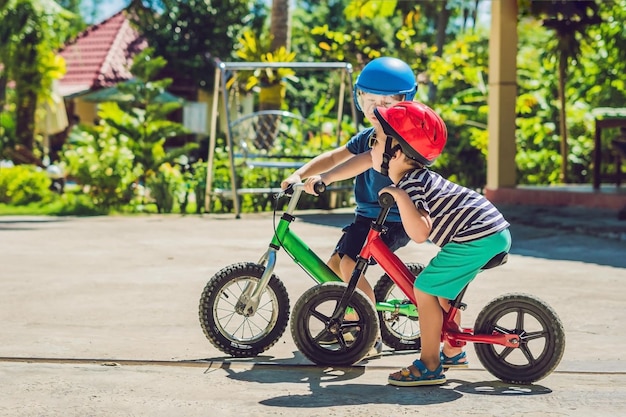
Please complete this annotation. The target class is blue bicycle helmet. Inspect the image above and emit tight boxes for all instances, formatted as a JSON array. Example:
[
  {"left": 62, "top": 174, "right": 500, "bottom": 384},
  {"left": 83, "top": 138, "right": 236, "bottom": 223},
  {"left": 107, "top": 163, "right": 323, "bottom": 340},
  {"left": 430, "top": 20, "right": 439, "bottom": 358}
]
[{"left": 353, "top": 57, "right": 418, "bottom": 112}]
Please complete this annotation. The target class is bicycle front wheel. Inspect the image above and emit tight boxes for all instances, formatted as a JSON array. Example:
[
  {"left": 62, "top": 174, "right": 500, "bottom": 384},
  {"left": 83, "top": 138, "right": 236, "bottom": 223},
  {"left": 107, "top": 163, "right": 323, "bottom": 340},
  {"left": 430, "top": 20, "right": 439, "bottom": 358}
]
[
  {"left": 291, "top": 282, "right": 379, "bottom": 366},
  {"left": 199, "top": 262, "right": 290, "bottom": 357}
]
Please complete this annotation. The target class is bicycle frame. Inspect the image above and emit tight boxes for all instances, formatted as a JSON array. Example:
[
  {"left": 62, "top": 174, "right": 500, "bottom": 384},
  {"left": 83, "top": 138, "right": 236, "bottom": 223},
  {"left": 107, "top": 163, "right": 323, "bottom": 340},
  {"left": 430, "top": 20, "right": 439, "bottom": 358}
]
[
  {"left": 239, "top": 184, "right": 419, "bottom": 321},
  {"left": 329, "top": 193, "right": 521, "bottom": 349},
  {"left": 237, "top": 184, "right": 341, "bottom": 316}
]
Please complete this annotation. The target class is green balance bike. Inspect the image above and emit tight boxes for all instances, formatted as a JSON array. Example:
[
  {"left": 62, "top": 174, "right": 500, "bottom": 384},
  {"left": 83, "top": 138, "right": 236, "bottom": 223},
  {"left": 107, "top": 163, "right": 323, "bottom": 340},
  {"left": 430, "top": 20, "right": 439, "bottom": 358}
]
[{"left": 198, "top": 183, "right": 423, "bottom": 357}]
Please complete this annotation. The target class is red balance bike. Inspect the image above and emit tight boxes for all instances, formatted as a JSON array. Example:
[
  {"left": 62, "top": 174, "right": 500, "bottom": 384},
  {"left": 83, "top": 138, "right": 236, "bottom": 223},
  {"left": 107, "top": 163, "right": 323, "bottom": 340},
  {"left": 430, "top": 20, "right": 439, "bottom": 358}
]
[{"left": 291, "top": 187, "right": 565, "bottom": 384}]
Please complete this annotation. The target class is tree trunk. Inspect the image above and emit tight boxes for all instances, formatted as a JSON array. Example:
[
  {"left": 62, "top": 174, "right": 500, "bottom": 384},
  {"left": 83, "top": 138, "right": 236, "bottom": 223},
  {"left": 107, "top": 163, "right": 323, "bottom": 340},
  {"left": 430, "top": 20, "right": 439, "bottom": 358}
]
[
  {"left": 14, "top": 35, "right": 42, "bottom": 153},
  {"left": 269, "top": 0, "right": 291, "bottom": 52},
  {"left": 15, "top": 89, "right": 37, "bottom": 152},
  {"left": 256, "top": 0, "right": 292, "bottom": 147},
  {"left": 557, "top": 52, "right": 569, "bottom": 183},
  {"left": 429, "top": 0, "right": 451, "bottom": 102}
]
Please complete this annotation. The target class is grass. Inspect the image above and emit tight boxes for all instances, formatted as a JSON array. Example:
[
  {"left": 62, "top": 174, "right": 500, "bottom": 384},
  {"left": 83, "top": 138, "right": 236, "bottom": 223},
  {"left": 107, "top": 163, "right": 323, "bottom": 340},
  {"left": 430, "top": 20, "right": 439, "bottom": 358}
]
[
  {"left": 0, "top": 201, "right": 67, "bottom": 216},
  {"left": 0, "top": 195, "right": 202, "bottom": 216}
]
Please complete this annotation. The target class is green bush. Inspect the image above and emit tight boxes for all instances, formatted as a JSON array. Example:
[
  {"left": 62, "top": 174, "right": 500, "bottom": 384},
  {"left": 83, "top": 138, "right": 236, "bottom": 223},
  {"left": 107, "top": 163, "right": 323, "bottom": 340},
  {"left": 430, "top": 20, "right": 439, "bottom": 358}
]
[
  {"left": 190, "top": 160, "right": 207, "bottom": 214},
  {"left": 61, "top": 127, "right": 141, "bottom": 211},
  {"left": 145, "top": 163, "right": 184, "bottom": 213},
  {"left": 0, "top": 165, "right": 53, "bottom": 205},
  {"left": 54, "top": 192, "right": 105, "bottom": 216}
]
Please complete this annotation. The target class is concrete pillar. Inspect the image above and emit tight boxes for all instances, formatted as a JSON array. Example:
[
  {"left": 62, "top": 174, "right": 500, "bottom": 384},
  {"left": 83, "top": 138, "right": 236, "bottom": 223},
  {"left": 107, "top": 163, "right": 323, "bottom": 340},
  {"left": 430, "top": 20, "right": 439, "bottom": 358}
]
[{"left": 486, "top": 0, "right": 518, "bottom": 189}]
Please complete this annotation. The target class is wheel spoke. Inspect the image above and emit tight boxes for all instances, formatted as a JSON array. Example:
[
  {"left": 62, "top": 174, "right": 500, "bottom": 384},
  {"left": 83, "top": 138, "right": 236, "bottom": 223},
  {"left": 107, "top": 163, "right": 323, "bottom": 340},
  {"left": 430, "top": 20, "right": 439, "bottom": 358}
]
[
  {"left": 515, "top": 308, "right": 525, "bottom": 330},
  {"left": 230, "top": 319, "right": 247, "bottom": 338},
  {"left": 309, "top": 306, "right": 331, "bottom": 324},
  {"left": 342, "top": 319, "right": 361, "bottom": 332},
  {"left": 519, "top": 343, "right": 537, "bottom": 366},
  {"left": 496, "top": 346, "right": 515, "bottom": 360},
  {"left": 493, "top": 325, "right": 514, "bottom": 335},
  {"left": 246, "top": 314, "right": 269, "bottom": 332},
  {"left": 219, "top": 290, "right": 238, "bottom": 308},
  {"left": 522, "top": 329, "right": 548, "bottom": 342}
]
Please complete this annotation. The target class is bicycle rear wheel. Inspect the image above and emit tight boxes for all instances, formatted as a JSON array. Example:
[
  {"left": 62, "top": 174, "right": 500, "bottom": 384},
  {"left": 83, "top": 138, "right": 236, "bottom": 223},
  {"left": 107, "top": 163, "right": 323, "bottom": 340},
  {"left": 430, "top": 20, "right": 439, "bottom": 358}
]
[
  {"left": 374, "top": 262, "right": 423, "bottom": 351},
  {"left": 199, "top": 262, "right": 290, "bottom": 357},
  {"left": 474, "top": 292, "right": 565, "bottom": 384}
]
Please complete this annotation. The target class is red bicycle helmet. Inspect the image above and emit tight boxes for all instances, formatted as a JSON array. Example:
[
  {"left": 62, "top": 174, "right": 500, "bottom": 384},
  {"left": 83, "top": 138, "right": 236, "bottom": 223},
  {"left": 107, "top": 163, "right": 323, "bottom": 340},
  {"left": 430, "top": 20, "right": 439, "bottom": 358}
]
[{"left": 374, "top": 101, "right": 447, "bottom": 166}]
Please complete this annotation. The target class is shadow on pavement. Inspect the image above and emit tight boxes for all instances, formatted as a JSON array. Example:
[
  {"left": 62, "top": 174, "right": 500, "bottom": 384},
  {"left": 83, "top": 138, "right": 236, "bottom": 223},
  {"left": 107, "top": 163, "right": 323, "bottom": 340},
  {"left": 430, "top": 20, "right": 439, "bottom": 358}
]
[
  {"left": 450, "top": 379, "right": 553, "bottom": 396},
  {"left": 207, "top": 352, "right": 551, "bottom": 408},
  {"left": 220, "top": 361, "right": 463, "bottom": 407},
  {"left": 0, "top": 217, "right": 69, "bottom": 231}
]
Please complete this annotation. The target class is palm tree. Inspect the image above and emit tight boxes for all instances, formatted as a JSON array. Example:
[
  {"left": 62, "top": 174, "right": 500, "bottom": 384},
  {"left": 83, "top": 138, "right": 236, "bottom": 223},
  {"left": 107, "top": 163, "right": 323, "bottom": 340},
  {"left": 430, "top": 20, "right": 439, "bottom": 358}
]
[
  {"left": 531, "top": 0, "right": 601, "bottom": 183},
  {"left": 269, "top": 0, "right": 291, "bottom": 52}
]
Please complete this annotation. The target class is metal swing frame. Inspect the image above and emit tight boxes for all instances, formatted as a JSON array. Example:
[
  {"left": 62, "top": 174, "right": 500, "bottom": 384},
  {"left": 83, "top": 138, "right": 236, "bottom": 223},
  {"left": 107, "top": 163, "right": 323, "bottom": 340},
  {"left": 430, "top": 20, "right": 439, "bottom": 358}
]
[{"left": 204, "top": 59, "right": 358, "bottom": 217}]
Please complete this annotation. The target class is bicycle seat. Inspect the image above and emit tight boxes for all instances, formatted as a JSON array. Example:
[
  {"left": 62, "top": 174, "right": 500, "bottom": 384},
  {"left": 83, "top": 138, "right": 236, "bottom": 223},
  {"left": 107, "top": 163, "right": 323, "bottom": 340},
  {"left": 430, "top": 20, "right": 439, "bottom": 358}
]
[{"left": 481, "top": 252, "right": 508, "bottom": 270}]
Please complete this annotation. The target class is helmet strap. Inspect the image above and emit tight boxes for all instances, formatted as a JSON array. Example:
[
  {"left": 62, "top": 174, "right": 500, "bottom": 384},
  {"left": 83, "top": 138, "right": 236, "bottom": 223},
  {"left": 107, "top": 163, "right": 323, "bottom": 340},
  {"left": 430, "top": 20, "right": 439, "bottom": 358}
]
[{"left": 380, "top": 136, "right": 402, "bottom": 177}]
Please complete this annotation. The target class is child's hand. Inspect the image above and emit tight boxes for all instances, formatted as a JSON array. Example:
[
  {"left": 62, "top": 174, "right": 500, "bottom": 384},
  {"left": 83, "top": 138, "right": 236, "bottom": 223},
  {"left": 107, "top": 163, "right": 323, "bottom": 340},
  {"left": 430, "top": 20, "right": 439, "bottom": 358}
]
[
  {"left": 281, "top": 174, "right": 301, "bottom": 190},
  {"left": 303, "top": 175, "right": 325, "bottom": 195},
  {"left": 379, "top": 185, "right": 397, "bottom": 197}
]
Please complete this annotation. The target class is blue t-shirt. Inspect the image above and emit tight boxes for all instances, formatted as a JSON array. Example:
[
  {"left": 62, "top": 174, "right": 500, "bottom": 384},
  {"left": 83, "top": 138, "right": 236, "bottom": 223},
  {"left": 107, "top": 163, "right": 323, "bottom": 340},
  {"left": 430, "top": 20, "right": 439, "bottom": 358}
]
[{"left": 345, "top": 127, "right": 401, "bottom": 222}]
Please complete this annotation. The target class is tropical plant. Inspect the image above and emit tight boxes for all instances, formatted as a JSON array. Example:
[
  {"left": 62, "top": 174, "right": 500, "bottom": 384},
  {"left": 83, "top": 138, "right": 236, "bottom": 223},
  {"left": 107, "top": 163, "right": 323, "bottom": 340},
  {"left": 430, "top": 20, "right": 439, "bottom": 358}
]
[
  {"left": 0, "top": 0, "right": 78, "bottom": 153},
  {"left": 61, "top": 126, "right": 140, "bottom": 210},
  {"left": 528, "top": 0, "right": 602, "bottom": 183},
  {"left": 232, "top": 29, "right": 298, "bottom": 104},
  {"left": 96, "top": 48, "right": 196, "bottom": 176}
]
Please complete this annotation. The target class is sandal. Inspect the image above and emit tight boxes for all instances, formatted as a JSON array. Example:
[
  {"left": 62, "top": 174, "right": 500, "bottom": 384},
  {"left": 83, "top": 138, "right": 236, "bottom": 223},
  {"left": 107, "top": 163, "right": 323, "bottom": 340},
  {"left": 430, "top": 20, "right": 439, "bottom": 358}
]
[
  {"left": 440, "top": 351, "right": 469, "bottom": 369},
  {"left": 388, "top": 359, "right": 446, "bottom": 387}
]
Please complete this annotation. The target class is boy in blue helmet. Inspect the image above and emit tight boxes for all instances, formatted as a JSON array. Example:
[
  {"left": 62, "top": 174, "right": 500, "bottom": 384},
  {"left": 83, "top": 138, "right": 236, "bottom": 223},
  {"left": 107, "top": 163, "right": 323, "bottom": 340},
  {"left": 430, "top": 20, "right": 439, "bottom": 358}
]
[
  {"left": 316, "top": 101, "right": 511, "bottom": 385},
  {"left": 281, "top": 57, "right": 418, "bottom": 357}
]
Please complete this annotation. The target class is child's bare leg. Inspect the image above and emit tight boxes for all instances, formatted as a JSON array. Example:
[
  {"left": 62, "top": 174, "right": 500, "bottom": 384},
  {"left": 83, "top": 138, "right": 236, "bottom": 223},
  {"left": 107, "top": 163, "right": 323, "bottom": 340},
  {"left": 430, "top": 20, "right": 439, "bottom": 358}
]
[
  {"left": 327, "top": 252, "right": 342, "bottom": 278},
  {"left": 389, "top": 288, "right": 442, "bottom": 378}
]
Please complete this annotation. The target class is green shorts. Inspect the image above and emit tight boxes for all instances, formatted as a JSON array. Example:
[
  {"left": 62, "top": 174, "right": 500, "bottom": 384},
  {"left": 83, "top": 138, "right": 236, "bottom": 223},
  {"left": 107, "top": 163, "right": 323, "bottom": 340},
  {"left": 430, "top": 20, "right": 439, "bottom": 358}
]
[{"left": 414, "top": 229, "right": 512, "bottom": 300}]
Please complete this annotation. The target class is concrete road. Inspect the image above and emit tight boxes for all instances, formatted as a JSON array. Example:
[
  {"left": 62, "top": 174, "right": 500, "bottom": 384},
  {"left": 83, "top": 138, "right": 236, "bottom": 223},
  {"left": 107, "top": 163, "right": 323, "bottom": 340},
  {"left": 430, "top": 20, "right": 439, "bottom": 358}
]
[{"left": 1, "top": 209, "right": 625, "bottom": 416}]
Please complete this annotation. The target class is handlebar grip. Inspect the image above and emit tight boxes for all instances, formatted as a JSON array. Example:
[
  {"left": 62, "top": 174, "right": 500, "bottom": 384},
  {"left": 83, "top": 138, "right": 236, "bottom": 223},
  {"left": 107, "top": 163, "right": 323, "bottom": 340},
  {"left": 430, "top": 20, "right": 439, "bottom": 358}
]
[
  {"left": 313, "top": 181, "right": 326, "bottom": 195},
  {"left": 378, "top": 192, "right": 395, "bottom": 208},
  {"left": 283, "top": 183, "right": 295, "bottom": 196}
]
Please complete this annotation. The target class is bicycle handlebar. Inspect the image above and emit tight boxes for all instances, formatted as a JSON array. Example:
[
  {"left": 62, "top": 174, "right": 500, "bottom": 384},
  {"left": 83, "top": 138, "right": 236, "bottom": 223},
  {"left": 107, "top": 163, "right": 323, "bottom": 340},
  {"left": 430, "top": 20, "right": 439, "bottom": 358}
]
[
  {"left": 378, "top": 192, "right": 395, "bottom": 208},
  {"left": 313, "top": 181, "right": 326, "bottom": 195},
  {"left": 281, "top": 181, "right": 327, "bottom": 198},
  {"left": 282, "top": 183, "right": 297, "bottom": 196}
]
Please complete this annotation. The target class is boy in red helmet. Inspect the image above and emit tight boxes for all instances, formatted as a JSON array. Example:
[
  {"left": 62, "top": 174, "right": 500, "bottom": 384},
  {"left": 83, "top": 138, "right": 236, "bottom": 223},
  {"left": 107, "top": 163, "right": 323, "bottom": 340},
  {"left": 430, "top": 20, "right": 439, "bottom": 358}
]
[{"left": 317, "top": 101, "right": 511, "bottom": 386}]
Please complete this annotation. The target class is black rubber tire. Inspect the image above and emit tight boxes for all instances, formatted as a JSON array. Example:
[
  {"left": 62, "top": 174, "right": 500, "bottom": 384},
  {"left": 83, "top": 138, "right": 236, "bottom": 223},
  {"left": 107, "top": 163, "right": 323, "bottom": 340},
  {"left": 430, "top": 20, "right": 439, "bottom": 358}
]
[
  {"left": 198, "top": 262, "right": 290, "bottom": 357},
  {"left": 474, "top": 293, "right": 565, "bottom": 384},
  {"left": 373, "top": 263, "right": 424, "bottom": 351},
  {"left": 290, "top": 282, "right": 379, "bottom": 366}
]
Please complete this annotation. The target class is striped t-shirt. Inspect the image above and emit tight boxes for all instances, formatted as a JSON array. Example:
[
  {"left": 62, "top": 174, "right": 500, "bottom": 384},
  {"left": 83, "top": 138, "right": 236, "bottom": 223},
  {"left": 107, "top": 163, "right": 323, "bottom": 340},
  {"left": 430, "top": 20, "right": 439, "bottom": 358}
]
[{"left": 397, "top": 168, "right": 510, "bottom": 247}]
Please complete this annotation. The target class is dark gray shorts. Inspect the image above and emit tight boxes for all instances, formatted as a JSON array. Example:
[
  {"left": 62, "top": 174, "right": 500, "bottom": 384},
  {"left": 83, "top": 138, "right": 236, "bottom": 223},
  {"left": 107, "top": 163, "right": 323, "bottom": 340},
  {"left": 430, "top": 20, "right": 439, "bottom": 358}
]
[{"left": 333, "top": 215, "right": 410, "bottom": 262}]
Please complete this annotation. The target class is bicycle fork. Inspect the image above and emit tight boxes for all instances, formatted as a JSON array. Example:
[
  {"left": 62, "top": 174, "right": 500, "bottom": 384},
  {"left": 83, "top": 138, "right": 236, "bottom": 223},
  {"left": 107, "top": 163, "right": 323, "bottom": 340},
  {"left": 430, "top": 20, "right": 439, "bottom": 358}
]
[
  {"left": 235, "top": 246, "right": 278, "bottom": 317},
  {"left": 234, "top": 198, "right": 340, "bottom": 317}
]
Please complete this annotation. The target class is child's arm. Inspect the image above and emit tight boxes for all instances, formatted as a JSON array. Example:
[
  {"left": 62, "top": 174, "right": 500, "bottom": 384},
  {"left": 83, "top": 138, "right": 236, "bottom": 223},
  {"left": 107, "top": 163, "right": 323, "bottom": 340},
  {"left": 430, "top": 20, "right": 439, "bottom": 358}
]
[
  {"left": 317, "top": 151, "right": 373, "bottom": 186},
  {"left": 281, "top": 146, "right": 353, "bottom": 189},
  {"left": 382, "top": 187, "right": 432, "bottom": 243}
]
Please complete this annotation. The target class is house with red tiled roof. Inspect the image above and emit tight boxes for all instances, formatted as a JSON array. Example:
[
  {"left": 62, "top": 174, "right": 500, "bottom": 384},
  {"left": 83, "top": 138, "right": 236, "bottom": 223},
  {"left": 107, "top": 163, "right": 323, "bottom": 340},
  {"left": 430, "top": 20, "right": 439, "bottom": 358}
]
[
  {"left": 58, "top": 9, "right": 147, "bottom": 125},
  {"left": 54, "top": 7, "right": 229, "bottom": 163}
]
